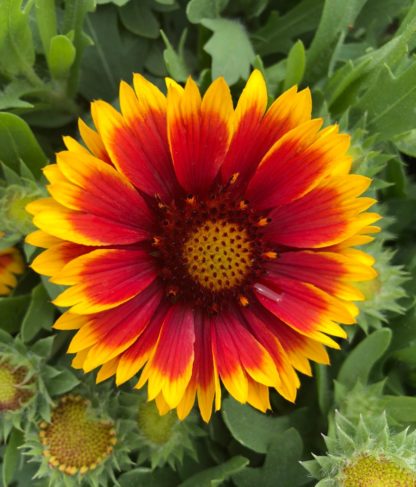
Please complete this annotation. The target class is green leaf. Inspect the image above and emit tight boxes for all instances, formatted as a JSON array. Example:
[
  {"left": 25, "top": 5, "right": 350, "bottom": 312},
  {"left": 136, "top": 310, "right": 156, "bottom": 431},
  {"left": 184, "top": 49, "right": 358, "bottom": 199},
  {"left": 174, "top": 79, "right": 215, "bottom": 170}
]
[
  {"left": 46, "top": 369, "right": 80, "bottom": 396},
  {"left": 0, "top": 80, "right": 34, "bottom": 110},
  {"left": 233, "top": 429, "right": 305, "bottom": 487},
  {"left": 283, "top": 40, "right": 306, "bottom": 90},
  {"left": 357, "top": 63, "right": 416, "bottom": 138},
  {"left": 35, "top": 0, "right": 57, "bottom": 55},
  {"left": 47, "top": 35, "right": 76, "bottom": 79},
  {"left": 0, "top": 0, "right": 35, "bottom": 78},
  {"left": 118, "top": 467, "right": 180, "bottom": 486},
  {"left": 0, "top": 295, "right": 31, "bottom": 334},
  {"left": 338, "top": 328, "right": 392, "bottom": 387},
  {"left": 119, "top": 0, "right": 159, "bottom": 39},
  {"left": 179, "top": 456, "right": 248, "bottom": 487},
  {"left": 305, "top": 0, "right": 368, "bottom": 82},
  {"left": 161, "top": 30, "right": 190, "bottom": 82},
  {"left": 253, "top": 0, "right": 323, "bottom": 56},
  {"left": 186, "top": 0, "right": 229, "bottom": 23},
  {"left": 21, "top": 284, "right": 55, "bottom": 343},
  {"left": 394, "top": 129, "right": 416, "bottom": 157},
  {"left": 222, "top": 398, "right": 291, "bottom": 453},
  {"left": 201, "top": 18, "right": 255, "bottom": 85},
  {"left": 382, "top": 395, "right": 416, "bottom": 424},
  {"left": 31, "top": 335, "right": 54, "bottom": 357},
  {"left": 80, "top": 5, "right": 149, "bottom": 100},
  {"left": 96, "top": 0, "right": 130, "bottom": 4},
  {"left": 0, "top": 113, "right": 47, "bottom": 178},
  {"left": 2, "top": 428, "right": 23, "bottom": 487}
]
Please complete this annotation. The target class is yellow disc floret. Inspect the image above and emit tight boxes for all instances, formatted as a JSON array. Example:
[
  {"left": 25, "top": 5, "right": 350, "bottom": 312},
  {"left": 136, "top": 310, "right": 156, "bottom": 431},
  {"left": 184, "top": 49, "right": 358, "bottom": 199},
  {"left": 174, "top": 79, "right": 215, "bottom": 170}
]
[
  {"left": 40, "top": 395, "right": 117, "bottom": 475},
  {"left": 341, "top": 454, "right": 416, "bottom": 487},
  {"left": 183, "top": 219, "right": 253, "bottom": 292}
]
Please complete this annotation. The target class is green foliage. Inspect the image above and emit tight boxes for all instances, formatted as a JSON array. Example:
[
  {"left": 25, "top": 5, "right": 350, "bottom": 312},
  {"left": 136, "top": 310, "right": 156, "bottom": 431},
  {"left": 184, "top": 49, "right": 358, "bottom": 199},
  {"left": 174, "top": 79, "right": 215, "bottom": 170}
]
[{"left": 0, "top": 0, "right": 416, "bottom": 486}]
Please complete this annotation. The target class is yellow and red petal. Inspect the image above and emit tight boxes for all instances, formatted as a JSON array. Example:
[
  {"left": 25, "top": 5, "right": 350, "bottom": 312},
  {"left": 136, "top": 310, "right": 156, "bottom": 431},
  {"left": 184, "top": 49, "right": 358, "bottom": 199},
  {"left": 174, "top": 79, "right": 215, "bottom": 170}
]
[
  {"left": 265, "top": 175, "right": 380, "bottom": 248},
  {"left": 78, "top": 117, "right": 111, "bottom": 163},
  {"left": 268, "top": 250, "right": 376, "bottom": 302},
  {"left": 0, "top": 247, "right": 24, "bottom": 295},
  {"left": 94, "top": 80, "right": 178, "bottom": 201},
  {"left": 139, "top": 305, "right": 195, "bottom": 408},
  {"left": 31, "top": 242, "right": 92, "bottom": 277},
  {"left": 53, "top": 249, "right": 157, "bottom": 314},
  {"left": 246, "top": 121, "right": 352, "bottom": 210},
  {"left": 254, "top": 276, "right": 356, "bottom": 347},
  {"left": 167, "top": 77, "right": 233, "bottom": 194},
  {"left": 117, "top": 304, "right": 169, "bottom": 385}
]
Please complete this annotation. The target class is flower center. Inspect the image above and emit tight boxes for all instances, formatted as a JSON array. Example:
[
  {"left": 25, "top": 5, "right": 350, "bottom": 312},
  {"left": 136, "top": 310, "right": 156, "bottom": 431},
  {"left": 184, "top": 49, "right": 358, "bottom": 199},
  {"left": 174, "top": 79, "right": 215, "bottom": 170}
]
[
  {"left": 40, "top": 395, "right": 117, "bottom": 475},
  {"left": 154, "top": 189, "right": 274, "bottom": 312},
  {"left": 0, "top": 362, "right": 33, "bottom": 412},
  {"left": 183, "top": 219, "right": 252, "bottom": 292},
  {"left": 341, "top": 454, "right": 416, "bottom": 487}
]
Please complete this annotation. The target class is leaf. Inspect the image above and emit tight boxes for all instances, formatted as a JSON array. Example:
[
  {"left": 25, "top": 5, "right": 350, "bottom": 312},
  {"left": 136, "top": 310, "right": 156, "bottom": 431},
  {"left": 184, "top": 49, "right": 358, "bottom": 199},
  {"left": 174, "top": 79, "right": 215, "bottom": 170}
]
[
  {"left": 305, "top": 0, "right": 368, "bottom": 82},
  {"left": 179, "top": 456, "right": 249, "bottom": 487},
  {"left": 80, "top": 5, "right": 149, "bottom": 100},
  {"left": 46, "top": 369, "right": 80, "bottom": 395},
  {"left": 186, "top": 0, "right": 229, "bottom": 23},
  {"left": 47, "top": 34, "right": 76, "bottom": 79},
  {"left": 118, "top": 467, "right": 180, "bottom": 487},
  {"left": 394, "top": 129, "right": 416, "bottom": 157},
  {"left": 31, "top": 335, "right": 55, "bottom": 357},
  {"left": 0, "top": 295, "right": 31, "bottom": 334},
  {"left": 35, "top": 0, "right": 57, "bottom": 55},
  {"left": 0, "top": 113, "right": 47, "bottom": 178},
  {"left": 21, "top": 284, "right": 55, "bottom": 343},
  {"left": 283, "top": 40, "right": 306, "bottom": 90},
  {"left": 253, "top": 0, "right": 323, "bottom": 56},
  {"left": 0, "top": 80, "right": 34, "bottom": 110},
  {"left": 337, "top": 328, "right": 392, "bottom": 387},
  {"left": 233, "top": 429, "right": 306, "bottom": 487},
  {"left": 119, "top": 0, "right": 159, "bottom": 39},
  {"left": 222, "top": 398, "right": 292, "bottom": 453},
  {"left": 2, "top": 428, "right": 23, "bottom": 487},
  {"left": 161, "top": 30, "right": 190, "bottom": 82},
  {"left": 357, "top": 63, "right": 416, "bottom": 138},
  {"left": 0, "top": 0, "right": 35, "bottom": 77},
  {"left": 382, "top": 395, "right": 416, "bottom": 424},
  {"left": 201, "top": 18, "right": 255, "bottom": 85},
  {"left": 96, "top": 0, "right": 130, "bottom": 4}
]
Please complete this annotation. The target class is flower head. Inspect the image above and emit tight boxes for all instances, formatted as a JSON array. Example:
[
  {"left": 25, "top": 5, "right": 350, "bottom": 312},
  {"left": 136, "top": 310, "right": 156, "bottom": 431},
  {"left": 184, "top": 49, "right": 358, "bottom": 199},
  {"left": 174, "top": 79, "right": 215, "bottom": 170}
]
[
  {"left": 0, "top": 361, "right": 34, "bottom": 412},
  {"left": 27, "top": 70, "right": 379, "bottom": 421},
  {"left": 0, "top": 245, "right": 24, "bottom": 295},
  {"left": 303, "top": 412, "right": 416, "bottom": 486}
]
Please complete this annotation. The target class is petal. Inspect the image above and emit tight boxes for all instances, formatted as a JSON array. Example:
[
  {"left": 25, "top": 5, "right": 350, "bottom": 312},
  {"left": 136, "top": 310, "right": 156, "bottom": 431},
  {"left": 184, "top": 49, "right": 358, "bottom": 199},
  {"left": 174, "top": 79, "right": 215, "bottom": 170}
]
[
  {"left": 78, "top": 282, "right": 162, "bottom": 371},
  {"left": 222, "top": 79, "right": 313, "bottom": 185},
  {"left": 25, "top": 230, "right": 62, "bottom": 248},
  {"left": 268, "top": 250, "right": 377, "bottom": 302},
  {"left": 221, "top": 70, "right": 268, "bottom": 183},
  {"left": 117, "top": 303, "right": 169, "bottom": 385},
  {"left": 265, "top": 175, "right": 380, "bottom": 248},
  {"left": 53, "top": 249, "right": 157, "bottom": 314},
  {"left": 94, "top": 76, "right": 178, "bottom": 201},
  {"left": 254, "top": 276, "right": 356, "bottom": 348},
  {"left": 30, "top": 198, "right": 148, "bottom": 247},
  {"left": 78, "top": 117, "right": 111, "bottom": 163},
  {"left": 167, "top": 77, "right": 233, "bottom": 194},
  {"left": 211, "top": 312, "right": 249, "bottom": 404},
  {"left": 31, "top": 242, "right": 92, "bottom": 277},
  {"left": 246, "top": 121, "right": 353, "bottom": 209},
  {"left": 139, "top": 305, "right": 195, "bottom": 408}
]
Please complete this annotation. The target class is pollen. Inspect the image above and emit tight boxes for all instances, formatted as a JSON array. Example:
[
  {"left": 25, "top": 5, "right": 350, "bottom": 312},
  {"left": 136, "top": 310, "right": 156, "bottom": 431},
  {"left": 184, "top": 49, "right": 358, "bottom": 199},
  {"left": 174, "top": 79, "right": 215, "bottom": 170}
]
[
  {"left": 183, "top": 219, "right": 253, "bottom": 292},
  {"left": 40, "top": 394, "right": 116, "bottom": 475},
  {"left": 341, "top": 454, "right": 416, "bottom": 487},
  {"left": 0, "top": 362, "right": 33, "bottom": 412}
]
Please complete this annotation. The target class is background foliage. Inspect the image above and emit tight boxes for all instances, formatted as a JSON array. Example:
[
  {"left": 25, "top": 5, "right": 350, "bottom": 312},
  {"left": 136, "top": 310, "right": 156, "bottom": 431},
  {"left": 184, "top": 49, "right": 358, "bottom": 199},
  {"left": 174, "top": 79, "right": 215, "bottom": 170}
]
[{"left": 0, "top": 0, "right": 416, "bottom": 485}]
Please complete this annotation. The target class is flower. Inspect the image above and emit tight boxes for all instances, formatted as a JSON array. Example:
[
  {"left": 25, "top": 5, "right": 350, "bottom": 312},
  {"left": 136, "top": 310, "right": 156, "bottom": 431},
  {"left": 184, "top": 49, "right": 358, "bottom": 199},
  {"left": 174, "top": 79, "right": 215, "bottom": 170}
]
[
  {"left": 302, "top": 411, "right": 416, "bottom": 486},
  {"left": 26, "top": 70, "right": 379, "bottom": 421},
  {"left": 0, "top": 244, "right": 24, "bottom": 295}
]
